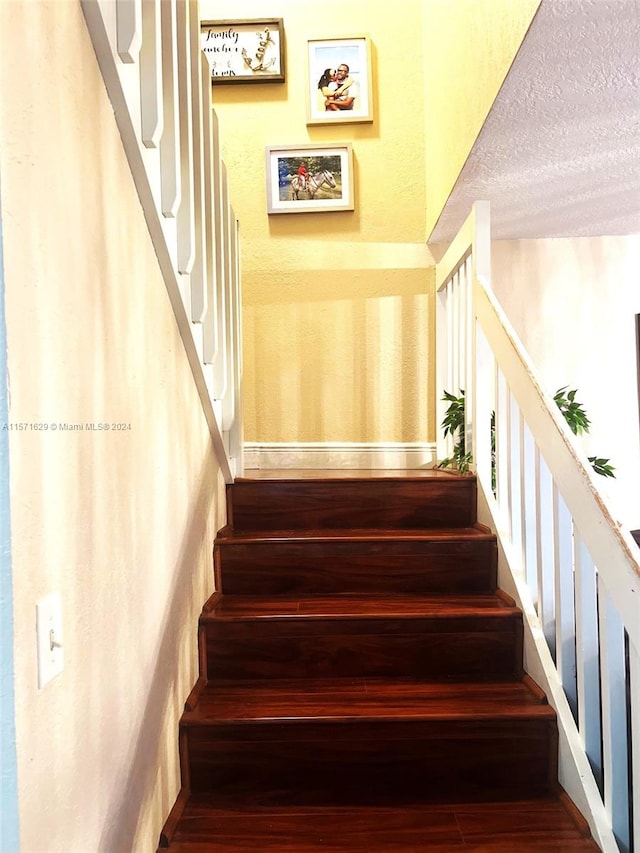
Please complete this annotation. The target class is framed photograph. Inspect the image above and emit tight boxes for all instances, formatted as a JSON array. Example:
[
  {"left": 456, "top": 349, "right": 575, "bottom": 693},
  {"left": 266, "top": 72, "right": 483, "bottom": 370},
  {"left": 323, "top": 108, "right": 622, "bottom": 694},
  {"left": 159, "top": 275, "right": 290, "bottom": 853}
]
[
  {"left": 265, "top": 144, "right": 355, "bottom": 214},
  {"left": 200, "top": 19, "right": 285, "bottom": 84},
  {"left": 306, "top": 36, "right": 373, "bottom": 124}
]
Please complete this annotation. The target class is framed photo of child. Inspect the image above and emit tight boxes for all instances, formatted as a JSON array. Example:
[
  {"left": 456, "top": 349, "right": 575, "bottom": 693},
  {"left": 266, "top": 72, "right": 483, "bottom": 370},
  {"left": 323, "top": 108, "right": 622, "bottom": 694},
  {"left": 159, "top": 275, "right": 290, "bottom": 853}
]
[
  {"left": 265, "top": 143, "right": 355, "bottom": 214},
  {"left": 306, "top": 36, "right": 373, "bottom": 125}
]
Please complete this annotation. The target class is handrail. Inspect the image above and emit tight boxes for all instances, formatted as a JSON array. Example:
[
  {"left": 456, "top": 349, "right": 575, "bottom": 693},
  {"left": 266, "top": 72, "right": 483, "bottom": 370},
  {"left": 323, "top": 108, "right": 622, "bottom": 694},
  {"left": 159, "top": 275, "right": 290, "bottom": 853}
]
[
  {"left": 436, "top": 202, "right": 639, "bottom": 853},
  {"left": 81, "top": 0, "right": 243, "bottom": 481}
]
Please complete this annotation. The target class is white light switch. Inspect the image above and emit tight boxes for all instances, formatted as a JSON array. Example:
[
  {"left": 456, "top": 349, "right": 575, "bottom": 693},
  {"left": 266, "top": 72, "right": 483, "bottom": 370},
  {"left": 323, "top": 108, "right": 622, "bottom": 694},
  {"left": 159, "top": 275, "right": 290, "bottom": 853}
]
[{"left": 36, "top": 593, "right": 64, "bottom": 689}]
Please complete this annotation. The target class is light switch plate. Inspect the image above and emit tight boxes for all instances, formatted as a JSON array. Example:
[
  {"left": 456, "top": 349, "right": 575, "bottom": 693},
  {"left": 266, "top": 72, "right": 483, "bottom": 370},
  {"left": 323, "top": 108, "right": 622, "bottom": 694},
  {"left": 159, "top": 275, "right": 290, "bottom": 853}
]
[{"left": 36, "top": 593, "right": 64, "bottom": 689}]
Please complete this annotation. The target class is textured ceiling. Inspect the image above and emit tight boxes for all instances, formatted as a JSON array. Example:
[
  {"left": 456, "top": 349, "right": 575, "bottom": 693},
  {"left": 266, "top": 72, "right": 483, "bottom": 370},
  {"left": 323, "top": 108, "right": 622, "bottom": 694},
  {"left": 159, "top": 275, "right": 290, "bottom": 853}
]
[{"left": 429, "top": 0, "right": 640, "bottom": 244}]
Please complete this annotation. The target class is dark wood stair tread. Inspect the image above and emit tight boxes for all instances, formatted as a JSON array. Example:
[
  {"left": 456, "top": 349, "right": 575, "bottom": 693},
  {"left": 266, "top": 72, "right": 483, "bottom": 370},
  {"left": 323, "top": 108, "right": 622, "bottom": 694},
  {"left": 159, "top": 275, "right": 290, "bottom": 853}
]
[
  {"left": 162, "top": 795, "right": 599, "bottom": 851},
  {"left": 202, "top": 593, "right": 524, "bottom": 681},
  {"left": 203, "top": 593, "right": 518, "bottom": 620},
  {"left": 183, "top": 678, "right": 554, "bottom": 725},
  {"left": 216, "top": 526, "right": 494, "bottom": 542},
  {"left": 235, "top": 469, "right": 469, "bottom": 481}
]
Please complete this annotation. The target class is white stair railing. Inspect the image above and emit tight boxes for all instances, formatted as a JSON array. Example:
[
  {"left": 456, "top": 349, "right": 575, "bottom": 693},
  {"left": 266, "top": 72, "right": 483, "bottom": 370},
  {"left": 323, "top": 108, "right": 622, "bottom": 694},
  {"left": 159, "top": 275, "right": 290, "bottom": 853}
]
[
  {"left": 436, "top": 202, "right": 640, "bottom": 853},
  {"left": 81, "top": 0, "right": 243, "bottom": 479}
]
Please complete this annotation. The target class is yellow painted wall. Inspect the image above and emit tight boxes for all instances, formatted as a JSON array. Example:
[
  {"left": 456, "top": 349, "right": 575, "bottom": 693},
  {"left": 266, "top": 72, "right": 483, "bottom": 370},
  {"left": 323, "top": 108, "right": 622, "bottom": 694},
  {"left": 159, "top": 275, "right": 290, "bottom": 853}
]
[
  {"left": 424, "top": 0, "right": 541, "bottom": 237},
  {"left": 203, "top": 0, "right": 435, "bottom": 444},
  {"left": 204, "top": 0, "right": 539, "bottom": 445}
]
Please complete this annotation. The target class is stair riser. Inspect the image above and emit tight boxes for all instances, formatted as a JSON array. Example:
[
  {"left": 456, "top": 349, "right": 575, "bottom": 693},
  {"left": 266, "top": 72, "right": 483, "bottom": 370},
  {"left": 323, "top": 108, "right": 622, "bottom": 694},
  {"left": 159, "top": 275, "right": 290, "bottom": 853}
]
[
  {"left": 228, "top": 479, "right": 477, "bottom": 530},
  {"left": 205, "top": 618, "right": 523, "bottom": 680},
  {"left": 184, "top": 719, "right": 556, "bottom": 803},
  {"left": 217, "top": 539, "right": 497, "bottom": 595}
]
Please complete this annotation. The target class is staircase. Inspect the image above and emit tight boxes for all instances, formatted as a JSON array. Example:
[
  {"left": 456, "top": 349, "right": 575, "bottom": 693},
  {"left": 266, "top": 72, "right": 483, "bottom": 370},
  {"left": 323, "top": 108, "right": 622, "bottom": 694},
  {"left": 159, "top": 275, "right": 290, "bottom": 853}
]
[{"left": 159, "top": 471, "right": 600, "bottom": 852}]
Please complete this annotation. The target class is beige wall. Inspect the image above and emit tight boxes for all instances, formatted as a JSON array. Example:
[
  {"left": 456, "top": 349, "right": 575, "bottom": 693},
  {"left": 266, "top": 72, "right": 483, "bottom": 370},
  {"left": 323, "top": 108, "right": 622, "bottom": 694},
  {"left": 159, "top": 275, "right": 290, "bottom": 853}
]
[
  {"left": 204, "top": 0, "right": 435, "bottom": 444},
  {"left": 0, "top": 3, "right": 226, "bottom": 851},
  {"left": 423, "top": 0, "right": 540, "bottom": 238},
  {"left": 492, "top": 236, "right": 640, "bottom": 530}
]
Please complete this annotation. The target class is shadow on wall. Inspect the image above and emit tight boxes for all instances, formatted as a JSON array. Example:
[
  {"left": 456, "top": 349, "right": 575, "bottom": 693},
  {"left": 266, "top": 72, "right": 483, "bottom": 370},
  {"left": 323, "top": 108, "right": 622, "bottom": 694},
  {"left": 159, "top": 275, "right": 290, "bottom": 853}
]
[
  {"left": 98, "top": 453, "right": 221, "bottom": 852},
  {"left": 243, "top": 284, "right": 434, "bottom": 444}
]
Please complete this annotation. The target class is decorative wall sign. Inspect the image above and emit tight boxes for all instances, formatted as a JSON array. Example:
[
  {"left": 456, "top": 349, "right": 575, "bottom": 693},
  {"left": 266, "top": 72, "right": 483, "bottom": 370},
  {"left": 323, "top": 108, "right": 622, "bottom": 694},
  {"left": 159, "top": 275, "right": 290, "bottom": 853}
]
[
  {"left": 201, "top": 19, "right": 285, "bottom": 83},
  {"left": 306, "top": 36, "right": 373, "bottom": 124},
  {"left": 265, "top": 143, "right": 355, "bottom": 214}
]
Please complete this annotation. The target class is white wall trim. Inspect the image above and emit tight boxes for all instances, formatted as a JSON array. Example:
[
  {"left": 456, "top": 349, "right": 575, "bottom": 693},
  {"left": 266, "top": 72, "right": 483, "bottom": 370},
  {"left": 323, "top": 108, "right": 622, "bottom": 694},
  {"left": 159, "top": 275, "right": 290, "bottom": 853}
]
[{"left": 243, "top": 442, "right": 436, "bottom": 470}]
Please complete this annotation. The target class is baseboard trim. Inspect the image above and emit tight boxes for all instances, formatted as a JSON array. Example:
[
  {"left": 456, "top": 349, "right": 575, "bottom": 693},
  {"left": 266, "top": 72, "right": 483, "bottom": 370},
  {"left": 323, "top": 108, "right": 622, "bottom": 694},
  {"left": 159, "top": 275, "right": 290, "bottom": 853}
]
[{"left": 243, "top": 442, "right": 437, "bottom": 470}]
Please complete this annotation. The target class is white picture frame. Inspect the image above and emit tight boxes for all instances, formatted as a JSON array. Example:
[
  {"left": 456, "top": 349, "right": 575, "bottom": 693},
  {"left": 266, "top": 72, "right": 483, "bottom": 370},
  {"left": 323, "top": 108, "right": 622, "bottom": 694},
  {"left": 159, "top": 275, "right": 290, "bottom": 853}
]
[
  {"left": 306, "top": 36, "right": 373, "bottom": 125},
  {"left": 265, "top": 143, "right": 355, "bottom": 214}
]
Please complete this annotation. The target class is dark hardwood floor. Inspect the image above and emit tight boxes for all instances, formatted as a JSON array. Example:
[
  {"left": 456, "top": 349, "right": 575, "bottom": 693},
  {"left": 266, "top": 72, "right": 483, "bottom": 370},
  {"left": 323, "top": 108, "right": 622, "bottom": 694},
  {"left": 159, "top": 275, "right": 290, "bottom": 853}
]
[{"left": 159, "top": 470, "right": 600, "bottom": 851}]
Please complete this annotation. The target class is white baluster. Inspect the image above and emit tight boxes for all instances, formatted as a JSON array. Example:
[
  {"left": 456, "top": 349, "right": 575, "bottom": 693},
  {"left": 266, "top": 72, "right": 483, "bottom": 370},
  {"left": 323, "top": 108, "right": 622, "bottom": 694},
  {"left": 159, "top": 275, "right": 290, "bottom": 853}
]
[
  {"left": 451, "top": 269, "right": 461, "bottom": 393},
  {"left": 212, "top": 164, "right": 229, "bottom": 398},
  {"left": 459, "top": 265, "right": 467, "bottom": 398},
  {"left": 159, "top": 0, "right": 180, "bottom": 216},
  {"left": 116, "top": 0, "right": 142, "bottom": 63},
  {"left": 228, "top": 218, "right": 243, "bottom": 467},
  {"left": 495, "top": 375, "right": 512, "bottom": 538},
  {"left": 536, "top": 452, "right": 556, "bottom": 656},
  {"left": 446, "top": 278, "right": 453, "bottom": 398},
  {"left": 435, "top": 281, "right": 449, "bottom": 464},
  {"left": 574, "top": 536, "right": 603, "bottom": 789},
  {"left": 522, "top": 423, "right": 538, "bottom": 597},
  {"left": 176, "top": 0, "right": 194, "bottom": 273},
  {"left": 553, "top": 485, "right": 577, "bottom": 719},
  {"left": 598, "top": 579, "right": 631, "bottom": 850},
  {"left": 464, "top": 255, "right": 474, "bottom": 461},
  {"left": 189, "top": 1, "right": 207, "bottom": 321},
  {"left": 222, "top": 211, "right": 238, "bottom": 432},
  {"left": 140, "top": 0, "right": 163, "bottom": 148},
  {"left": 473, "top": 325, "right": 494, "bottom": 492},
  {"left": 509, "top": 398, "right": 523, "bottom": 564},
  {"left": 202, "top": 104, "right": 220, "bottom": 359}
]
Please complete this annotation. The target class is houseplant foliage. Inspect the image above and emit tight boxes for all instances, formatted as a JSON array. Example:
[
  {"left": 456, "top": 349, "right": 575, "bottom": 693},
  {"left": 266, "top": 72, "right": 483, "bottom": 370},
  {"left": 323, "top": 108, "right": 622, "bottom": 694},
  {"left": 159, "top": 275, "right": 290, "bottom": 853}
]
[
  {"left": 437, "top": 391, "right": 472, "bottom": 474},
  {"left": 553, "top": 387, "right": 615, "bottom": 478},
  {"left": 553, "top": 386, "right": 590, "bottom": 434},
  {"left": 437, "top": 387, "right": 615, "bottom": 479}
]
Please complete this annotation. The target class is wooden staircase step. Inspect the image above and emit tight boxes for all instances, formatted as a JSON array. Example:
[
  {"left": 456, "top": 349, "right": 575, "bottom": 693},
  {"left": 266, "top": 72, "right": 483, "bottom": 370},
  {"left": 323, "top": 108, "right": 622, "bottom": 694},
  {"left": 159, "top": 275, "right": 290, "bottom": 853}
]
[
  {"left": 202, "top": 593, "right": 523, "bottom": 680},
  {"left": 158, "top": 472, "right": 601, "bottom": 851},
  {"left": 161, "top": 796, "right": 599, "bottom": 852},
  {"left": 228, "top": 476, "right": 477, "bottom": 530},
  {"left": 205, "top": 592, "right": 516, "bottom": 619},
  {"left": 181, "top": 680, "right": 557, "bottom": 804},
  {"left": 183, "top": 677, "right": 553, "bottom": 724},
  {"left": 215, "top": 527, "right": 497, "bottom": 595},
  {"left": 216, "top": 526, "right": 492, "bottom": 541}
]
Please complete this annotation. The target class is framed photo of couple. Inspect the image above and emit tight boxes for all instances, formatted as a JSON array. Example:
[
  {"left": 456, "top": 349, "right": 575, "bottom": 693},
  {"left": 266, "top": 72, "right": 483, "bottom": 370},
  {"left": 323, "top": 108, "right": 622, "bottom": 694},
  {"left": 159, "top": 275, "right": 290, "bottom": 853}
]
[{"left": 306, "top": 36, "right": 373, "bottom": 125}]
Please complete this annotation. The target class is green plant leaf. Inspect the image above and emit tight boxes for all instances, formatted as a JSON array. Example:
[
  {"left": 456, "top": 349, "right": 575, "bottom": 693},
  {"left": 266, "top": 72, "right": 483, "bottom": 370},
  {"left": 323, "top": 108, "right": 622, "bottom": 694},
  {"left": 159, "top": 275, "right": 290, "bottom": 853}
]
[
  {"left": 440, "top": 390, "right": 466, "bottom": 439},
  {"left": 554, "top": 386, "right": 590, "bottom": 435},
  {"left": 588, "top": 456, "right": 616, "bottom": 478}
]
